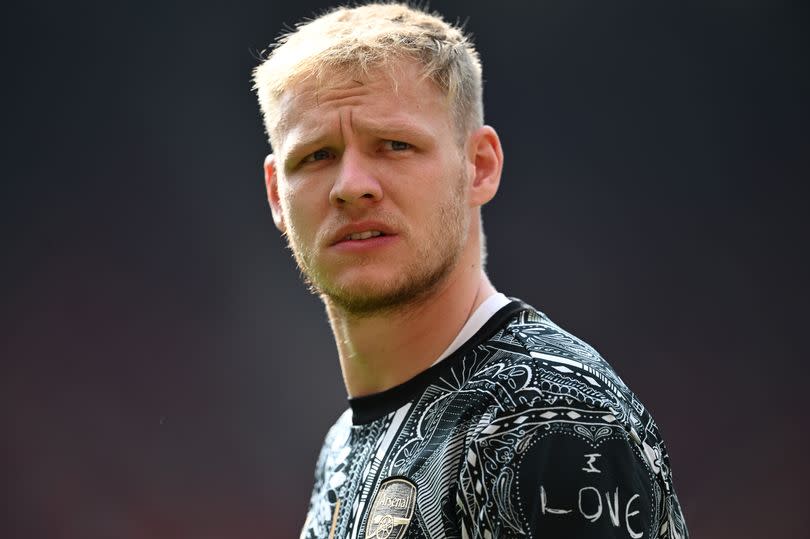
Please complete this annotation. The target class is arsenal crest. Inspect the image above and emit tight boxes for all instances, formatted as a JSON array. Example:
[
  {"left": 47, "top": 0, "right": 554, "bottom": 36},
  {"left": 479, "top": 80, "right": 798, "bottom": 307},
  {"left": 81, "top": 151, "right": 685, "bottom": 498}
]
[{"left": 364, "top": 477, "right": 417, "bottom": 539}]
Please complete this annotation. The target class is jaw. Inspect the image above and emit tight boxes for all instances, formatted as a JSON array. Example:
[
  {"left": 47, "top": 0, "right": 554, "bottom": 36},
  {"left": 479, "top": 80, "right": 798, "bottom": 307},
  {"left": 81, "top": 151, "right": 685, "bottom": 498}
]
[
  {"left": 321, "top": 209, "right": 478, "bottom": 317},
  {"left": 317, "top": 240, "right": 461, "bottom": 318}
]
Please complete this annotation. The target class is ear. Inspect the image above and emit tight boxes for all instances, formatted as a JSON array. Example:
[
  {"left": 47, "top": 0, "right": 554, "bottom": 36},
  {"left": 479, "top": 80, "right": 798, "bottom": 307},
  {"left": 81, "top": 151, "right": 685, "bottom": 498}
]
[
  {"left": 263, "top": 153, "right": 287, "bottom": 234},
  {"left": 465, "top": 126, "right": 503, "bottom": 207}
]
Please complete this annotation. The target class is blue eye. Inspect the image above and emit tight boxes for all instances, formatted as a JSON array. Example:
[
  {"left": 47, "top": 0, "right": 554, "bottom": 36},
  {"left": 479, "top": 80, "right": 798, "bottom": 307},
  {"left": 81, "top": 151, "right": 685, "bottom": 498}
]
[
  {"left": 385, "top": 140, "right": 411, "bottom": 151},
  {"left": 302, "top": 149, "right": 333, "bottom": 163}
]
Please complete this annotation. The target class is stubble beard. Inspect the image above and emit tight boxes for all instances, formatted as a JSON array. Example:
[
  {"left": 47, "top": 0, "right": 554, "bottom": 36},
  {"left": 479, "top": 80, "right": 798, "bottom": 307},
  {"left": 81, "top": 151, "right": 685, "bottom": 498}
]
[{"left": 286, "top": 174, "right": 469, "bottom": 318}]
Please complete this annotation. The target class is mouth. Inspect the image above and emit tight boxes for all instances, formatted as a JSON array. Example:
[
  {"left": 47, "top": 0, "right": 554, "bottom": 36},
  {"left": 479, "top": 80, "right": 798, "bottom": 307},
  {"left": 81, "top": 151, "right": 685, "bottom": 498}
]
[
  {"left": 342, "top": 230, "right": 387, "bottom": 241},
  {"left": 330, "top": 222, "right": 397, "bottom": 246}
]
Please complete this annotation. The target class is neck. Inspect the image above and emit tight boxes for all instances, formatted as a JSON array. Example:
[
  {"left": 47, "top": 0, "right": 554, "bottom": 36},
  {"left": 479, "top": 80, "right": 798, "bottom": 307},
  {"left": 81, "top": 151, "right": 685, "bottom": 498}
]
[{"left": 325, "top": 249, "right": 496, "bottom": 398}]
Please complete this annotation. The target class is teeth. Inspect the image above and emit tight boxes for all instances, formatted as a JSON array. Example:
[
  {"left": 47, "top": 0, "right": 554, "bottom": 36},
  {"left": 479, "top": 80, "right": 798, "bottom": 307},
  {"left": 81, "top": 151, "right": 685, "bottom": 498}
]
[{"left": 346, "top": 230, "right": 383, "bottom": 241}]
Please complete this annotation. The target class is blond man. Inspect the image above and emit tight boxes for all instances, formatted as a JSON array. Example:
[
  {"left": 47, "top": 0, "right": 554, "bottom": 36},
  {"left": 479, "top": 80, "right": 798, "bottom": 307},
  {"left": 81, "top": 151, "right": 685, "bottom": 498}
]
[{"left": 253, "top": 3, "right": 688, "bottom": 538}]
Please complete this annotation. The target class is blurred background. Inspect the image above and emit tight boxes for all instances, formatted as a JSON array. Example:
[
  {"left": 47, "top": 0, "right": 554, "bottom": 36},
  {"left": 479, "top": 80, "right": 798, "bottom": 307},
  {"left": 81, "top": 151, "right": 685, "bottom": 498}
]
[{"left": 2, "top": 0, "right": 808, "bottom": 537}]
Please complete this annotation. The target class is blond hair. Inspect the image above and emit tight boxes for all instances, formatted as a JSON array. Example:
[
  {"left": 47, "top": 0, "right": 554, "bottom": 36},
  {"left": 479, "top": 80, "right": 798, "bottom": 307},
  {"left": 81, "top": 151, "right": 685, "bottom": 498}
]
[{"left": 253, "top": 2, "right": 483, "bottom": 148}]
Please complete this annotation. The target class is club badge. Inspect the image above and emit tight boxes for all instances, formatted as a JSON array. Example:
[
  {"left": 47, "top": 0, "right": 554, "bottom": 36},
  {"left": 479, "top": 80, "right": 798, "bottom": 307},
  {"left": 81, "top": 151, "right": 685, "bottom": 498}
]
[{"left": 364, "top": 477, "right": 417, "bottom": 539}]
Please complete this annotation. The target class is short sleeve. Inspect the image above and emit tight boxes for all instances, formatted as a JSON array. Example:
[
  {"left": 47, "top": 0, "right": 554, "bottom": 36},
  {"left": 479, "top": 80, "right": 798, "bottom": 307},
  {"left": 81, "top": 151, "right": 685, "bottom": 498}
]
[{"left": 457, "top": 407, "right": 663, "bottom": 539}]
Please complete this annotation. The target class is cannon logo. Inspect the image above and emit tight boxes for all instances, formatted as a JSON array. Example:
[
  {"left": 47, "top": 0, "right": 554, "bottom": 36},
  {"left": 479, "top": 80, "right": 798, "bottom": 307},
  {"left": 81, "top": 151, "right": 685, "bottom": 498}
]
[{"left": 364, "top": 477, "right": 417, "bottom": 539}]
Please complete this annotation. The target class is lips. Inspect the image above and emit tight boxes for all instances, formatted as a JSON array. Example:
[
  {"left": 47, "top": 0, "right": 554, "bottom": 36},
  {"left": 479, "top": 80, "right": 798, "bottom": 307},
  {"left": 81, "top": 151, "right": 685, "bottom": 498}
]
[
  {"left": 330, "top": 222, "right": 396, "bottom": 245},
  {"left": 344, "top": 230, "right": 384, "bottom": 241}
]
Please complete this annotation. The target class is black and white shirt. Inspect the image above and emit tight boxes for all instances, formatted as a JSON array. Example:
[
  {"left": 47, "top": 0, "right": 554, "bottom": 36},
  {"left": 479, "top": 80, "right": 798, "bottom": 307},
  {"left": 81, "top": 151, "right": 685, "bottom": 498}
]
[{"left": 300, "top": 299, "right": 689, "bottom": 539}]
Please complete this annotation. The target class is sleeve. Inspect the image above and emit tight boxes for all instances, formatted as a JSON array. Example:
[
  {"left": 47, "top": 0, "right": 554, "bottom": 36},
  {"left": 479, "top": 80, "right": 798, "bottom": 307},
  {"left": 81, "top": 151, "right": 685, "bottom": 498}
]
[
  {"left": 300, "top": 410, "right": 352, "bottom": 539},
  {"left": 456, "top": 407, "right": 664, "bottom": 539}
]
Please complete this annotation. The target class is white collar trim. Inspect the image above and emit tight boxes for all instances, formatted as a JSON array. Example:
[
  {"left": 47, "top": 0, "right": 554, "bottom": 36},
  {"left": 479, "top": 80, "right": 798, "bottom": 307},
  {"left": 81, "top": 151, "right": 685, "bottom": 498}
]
[{"left": 431, "top": 292, "right": 510, "bottom": 366}]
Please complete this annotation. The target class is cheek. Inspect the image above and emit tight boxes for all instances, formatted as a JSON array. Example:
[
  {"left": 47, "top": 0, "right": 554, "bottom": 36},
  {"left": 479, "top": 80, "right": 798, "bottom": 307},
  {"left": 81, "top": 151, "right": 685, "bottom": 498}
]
[
  {"left": 281, "top": 184, "right": 324, "bottom": 236},
  {"left": 278, "top": 188, "right": 304, "bottom": 232}
]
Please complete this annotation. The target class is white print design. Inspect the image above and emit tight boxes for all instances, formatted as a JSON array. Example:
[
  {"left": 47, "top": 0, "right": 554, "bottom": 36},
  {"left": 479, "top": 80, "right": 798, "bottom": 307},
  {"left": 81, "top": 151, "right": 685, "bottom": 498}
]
[
  {"left": 583, "top": 453, "right": 602, "bottom": 473},
  {"left": 542, "top": 485, "right": 644, "bottom": 538},
  {"left": 540, "top": 486, "right": 572, "bottom": 515},
  {"left": 301, "top": 306, "right": 688, "bottom": 539}
]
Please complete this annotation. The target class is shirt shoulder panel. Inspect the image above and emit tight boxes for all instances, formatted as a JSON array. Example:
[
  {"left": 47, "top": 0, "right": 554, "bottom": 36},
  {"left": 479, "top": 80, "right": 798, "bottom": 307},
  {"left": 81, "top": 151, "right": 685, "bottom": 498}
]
[
  {"left": 454, "top": 306, "right": 689, "bottom": 538},
  {"left": 474, "top": 307, "right": 642, "bottom": 437}
]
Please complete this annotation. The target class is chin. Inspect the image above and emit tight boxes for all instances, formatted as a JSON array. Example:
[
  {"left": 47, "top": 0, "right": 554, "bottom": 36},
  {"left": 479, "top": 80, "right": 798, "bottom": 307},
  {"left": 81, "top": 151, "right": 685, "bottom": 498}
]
[
  {"left": 323, "top": 278, "right": 410, "bottom": 314},
  {"left": 323, "top": 288, "right": 427, "bottom": 318},
  {"left": 318, "top": 261, "right": 455, "bottom": 317}
]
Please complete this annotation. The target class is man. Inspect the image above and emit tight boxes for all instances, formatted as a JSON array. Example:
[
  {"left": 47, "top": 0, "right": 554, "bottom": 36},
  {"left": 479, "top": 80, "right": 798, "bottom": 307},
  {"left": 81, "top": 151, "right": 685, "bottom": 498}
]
[{"left": 253, "top": 3, "right": 688, "bottom": 538}]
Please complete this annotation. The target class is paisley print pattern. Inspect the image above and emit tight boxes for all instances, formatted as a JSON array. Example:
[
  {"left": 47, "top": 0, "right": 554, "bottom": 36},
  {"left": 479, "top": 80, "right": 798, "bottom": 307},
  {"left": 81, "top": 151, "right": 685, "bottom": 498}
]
[{"left": 300, "top": 301, "right": 688, "bottom": 539}]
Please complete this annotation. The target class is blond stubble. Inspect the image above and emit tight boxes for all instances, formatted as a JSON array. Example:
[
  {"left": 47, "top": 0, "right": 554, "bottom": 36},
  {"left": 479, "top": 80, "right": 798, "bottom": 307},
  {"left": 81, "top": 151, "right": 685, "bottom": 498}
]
[{"left": 284, "top": 171, "right": 469, "bottom": 318}]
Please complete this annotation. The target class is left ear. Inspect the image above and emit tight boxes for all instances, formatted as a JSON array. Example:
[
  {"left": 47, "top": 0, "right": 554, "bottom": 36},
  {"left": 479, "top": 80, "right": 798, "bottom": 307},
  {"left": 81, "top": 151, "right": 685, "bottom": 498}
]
[
  {"left": 264, "top": 153, "right": 287, "bottom": 234},
  {"left": 465, "top": 125, "right": 504, "bottom": 207}
]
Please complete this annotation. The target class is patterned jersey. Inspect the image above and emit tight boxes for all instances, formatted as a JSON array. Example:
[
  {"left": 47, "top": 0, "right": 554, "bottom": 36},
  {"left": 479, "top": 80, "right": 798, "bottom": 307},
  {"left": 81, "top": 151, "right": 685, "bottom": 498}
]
[{"left": 300, "top": 300, "right": 688, "bottom": 539}]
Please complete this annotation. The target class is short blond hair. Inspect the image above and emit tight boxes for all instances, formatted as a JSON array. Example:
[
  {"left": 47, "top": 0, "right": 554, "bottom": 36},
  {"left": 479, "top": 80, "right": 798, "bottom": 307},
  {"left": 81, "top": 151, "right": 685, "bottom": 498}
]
[{"left": 253, "top": 2, "right": 483, "bottom": 148}]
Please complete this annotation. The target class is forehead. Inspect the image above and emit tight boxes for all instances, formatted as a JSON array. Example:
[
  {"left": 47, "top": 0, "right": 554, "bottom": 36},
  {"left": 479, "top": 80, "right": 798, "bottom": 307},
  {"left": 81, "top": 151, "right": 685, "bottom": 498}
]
[{"left": 274, "top": 61, "right": 453, "bottom": 150}]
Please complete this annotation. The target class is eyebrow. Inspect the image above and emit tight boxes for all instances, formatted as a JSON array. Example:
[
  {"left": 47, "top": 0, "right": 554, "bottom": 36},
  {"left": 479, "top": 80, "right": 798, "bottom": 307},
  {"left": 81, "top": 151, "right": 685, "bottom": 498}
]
[
  {"left": 283, "top": 134, "right": 332, "bottom": 167},
  {"left": 360, "top": 119, "right": 433, "bottom": 141},
  {"left": 283, "top": 120, "right": 434, "bottom": 166}
]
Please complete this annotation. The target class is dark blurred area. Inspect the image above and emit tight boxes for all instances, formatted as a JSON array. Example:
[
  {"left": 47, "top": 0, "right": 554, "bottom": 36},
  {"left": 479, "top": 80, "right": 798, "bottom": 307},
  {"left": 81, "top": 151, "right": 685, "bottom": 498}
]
[{"left": 2, "top": 1, "right": 808, "bottom": 537}]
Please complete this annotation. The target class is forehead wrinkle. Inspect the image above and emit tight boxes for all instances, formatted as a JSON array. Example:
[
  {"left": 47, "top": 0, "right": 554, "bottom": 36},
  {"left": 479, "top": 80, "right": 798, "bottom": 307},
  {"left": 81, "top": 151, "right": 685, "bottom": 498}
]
[
  {"left": 277, "top": 64, "right": 451, "bottom": 156},
  {"left": 312, "top": 79, "right": 369, "bottom": 110},
  {"left": 356, "top": 117, "right": 436, "bottom": 140},
  {"left": 278, "top": 81, "right": 367, "bottom": 150},
  {"left": 339, "top": 107, "right": 350, "bottom": 141}
]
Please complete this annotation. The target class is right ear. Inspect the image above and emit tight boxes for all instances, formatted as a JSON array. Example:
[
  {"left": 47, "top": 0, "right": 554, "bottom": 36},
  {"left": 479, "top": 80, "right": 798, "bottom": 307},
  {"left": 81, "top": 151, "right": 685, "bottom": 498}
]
[{"left": 264, "top": 153, "right": 286, "bottom": 234}]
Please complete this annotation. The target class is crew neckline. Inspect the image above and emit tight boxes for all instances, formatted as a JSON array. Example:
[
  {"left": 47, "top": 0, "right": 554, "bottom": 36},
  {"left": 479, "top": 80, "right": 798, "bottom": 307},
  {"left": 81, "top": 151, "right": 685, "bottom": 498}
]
[{"left": 349, "top": 299, "right": 527, "bottom": 425}]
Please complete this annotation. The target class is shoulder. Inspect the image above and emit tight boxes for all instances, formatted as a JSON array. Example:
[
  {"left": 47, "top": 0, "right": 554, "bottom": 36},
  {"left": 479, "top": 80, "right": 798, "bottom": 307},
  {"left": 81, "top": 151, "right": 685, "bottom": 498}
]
[
  {"left": 322, "top": 408, "right": 353, "bottom": 453},
  {"left": 461, "top": 304, "right": 644, "bottom": 467},
  {"left": 312, "top": 408, "right": 353, "bottom": 478},
  {"left": 467, "top": 305, "right": 641, "bottom": 433},
  {"left": 461, "top": 304, "right": 670, "bottom": 488},
  {"left": 454, "top": 304, "right": 688, "bottom": 538}
]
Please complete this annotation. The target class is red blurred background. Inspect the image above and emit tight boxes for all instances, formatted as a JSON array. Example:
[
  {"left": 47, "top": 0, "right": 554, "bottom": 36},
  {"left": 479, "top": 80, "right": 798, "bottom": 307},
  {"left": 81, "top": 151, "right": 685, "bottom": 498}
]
[{"left": 2, "top": 1, "right": 808, "bottom": 537}]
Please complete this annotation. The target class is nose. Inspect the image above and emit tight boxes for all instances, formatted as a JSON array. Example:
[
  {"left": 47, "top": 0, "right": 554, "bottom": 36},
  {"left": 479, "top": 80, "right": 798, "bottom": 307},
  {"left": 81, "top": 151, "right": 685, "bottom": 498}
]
[{"left": 329, "top": 149, "right": 383, "bottom": 208}]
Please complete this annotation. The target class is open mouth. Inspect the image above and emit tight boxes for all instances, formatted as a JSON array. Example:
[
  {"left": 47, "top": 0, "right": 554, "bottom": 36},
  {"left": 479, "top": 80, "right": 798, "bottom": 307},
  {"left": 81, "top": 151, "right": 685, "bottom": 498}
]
[{"left": 343, "top": 230, "right": 387, "bottom": 241}]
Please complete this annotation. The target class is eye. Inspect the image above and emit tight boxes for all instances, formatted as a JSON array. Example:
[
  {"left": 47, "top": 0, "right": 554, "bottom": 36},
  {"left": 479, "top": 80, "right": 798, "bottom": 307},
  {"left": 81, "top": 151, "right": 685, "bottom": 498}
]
[
  {"left": 383, "top": 140, "right": 411, "bottom": 151},
  {"left": 301, "top": 148, "right": 334, "bottom": 164}
]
